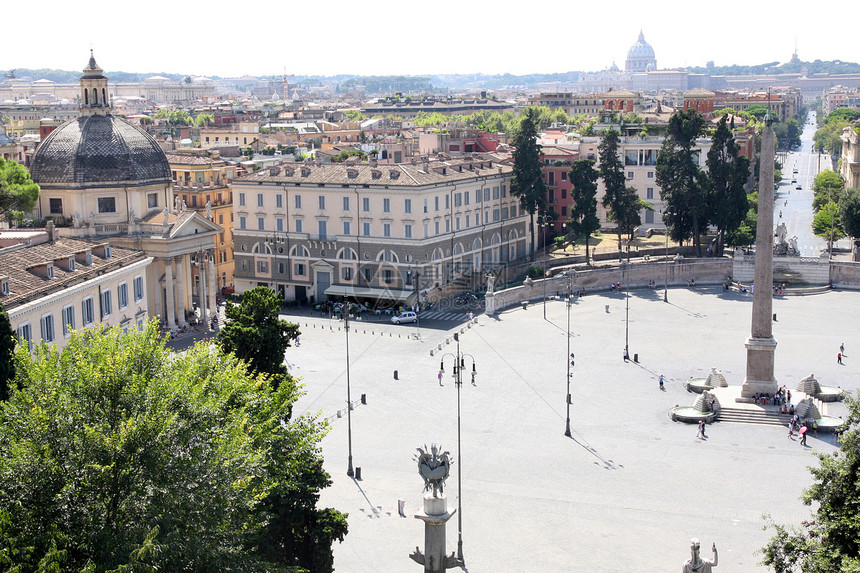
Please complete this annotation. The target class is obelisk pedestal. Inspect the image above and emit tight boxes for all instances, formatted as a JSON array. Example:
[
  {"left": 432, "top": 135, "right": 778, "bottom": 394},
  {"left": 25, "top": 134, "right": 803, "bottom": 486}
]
[
  {"left": 410, "top": 494, "right": 458, "bottom": 572},
  {"left": 741, "top": 112, "right": 778, "bottom": 398}
]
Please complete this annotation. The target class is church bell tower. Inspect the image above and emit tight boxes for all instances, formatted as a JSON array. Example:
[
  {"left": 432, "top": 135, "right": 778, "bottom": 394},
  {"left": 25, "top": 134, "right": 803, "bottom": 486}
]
[{"left": 80, "top": 50, "right": 111, "bottom": 116}]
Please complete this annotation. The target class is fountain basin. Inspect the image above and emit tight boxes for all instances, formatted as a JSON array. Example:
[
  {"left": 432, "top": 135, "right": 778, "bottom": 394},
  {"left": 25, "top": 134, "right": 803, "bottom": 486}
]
[
  {"left": 684, "top": 378, "right": 712, "bottom": 394},
  {"left": 670, "top": 406, "right": 716, "bottom": 424}
]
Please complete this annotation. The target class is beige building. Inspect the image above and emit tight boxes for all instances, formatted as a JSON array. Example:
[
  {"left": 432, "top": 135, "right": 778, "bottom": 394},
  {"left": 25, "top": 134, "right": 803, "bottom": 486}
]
[
  {"left": 199, "top": 123, "right": 261, "bottom": 148},
  {"left": 167, "top": 148, "right": 237, "bottom": 291},
  {"left": 841, "top": 125, "right": 860, "bottom": 190},
  {"left": 27, "top": 52, "right": 222, "bottom": 331},
  {"left": 1, "top": 227, "right": 152, "bottom": 352},
  {"left": 230, "top": 156, "right": 529, "bottom": 305}
]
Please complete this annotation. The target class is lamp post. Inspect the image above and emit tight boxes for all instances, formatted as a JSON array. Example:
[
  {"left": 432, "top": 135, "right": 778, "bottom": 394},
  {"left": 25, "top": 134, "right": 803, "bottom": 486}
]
[
  {"left": 828, "top": 185, "right": 834, "bottom": 260},
  {"left": 565, "top": 271, "right": 574, "bottom": 437},
  {"left": 624, "top": 241, "right": 631, "bottom": 361},
  {"left": 440, "top": 333, "right": 476, "bottom": 565},
  {"left": 538, "top": 217, "right": 549, "bottom": 319},
  {"left": 343, "top": 297, "right": 355, "bottom": 478},
  {"left": 662, "top": 211, "right": 669, "bottom": 303}
]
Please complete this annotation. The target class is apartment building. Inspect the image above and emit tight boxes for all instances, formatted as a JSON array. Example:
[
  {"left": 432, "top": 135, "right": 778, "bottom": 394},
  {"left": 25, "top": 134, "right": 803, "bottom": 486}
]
[
  {"left": 1, "top": 227, "right": 152, "bottom": 353},
  {"left": 823, "top": 86, "right": 860, "bottom": 116},
  {"left": 230, "top": 156, "right": 528, "bottom": 305},
  {"left": 841, "top": 125, "right": 860, "bottom": 190},
  {"left": 167, "top": 148, "right": 237, "bottom": 292},
  {"left": 540, "top": 146, "right": 580, "bottom": 235}
]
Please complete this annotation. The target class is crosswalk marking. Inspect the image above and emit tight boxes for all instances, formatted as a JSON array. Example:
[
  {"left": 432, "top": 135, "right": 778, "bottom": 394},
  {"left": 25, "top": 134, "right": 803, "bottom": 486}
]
[{"left": 417, "top": 311, "right": 470, "bottom": 322}]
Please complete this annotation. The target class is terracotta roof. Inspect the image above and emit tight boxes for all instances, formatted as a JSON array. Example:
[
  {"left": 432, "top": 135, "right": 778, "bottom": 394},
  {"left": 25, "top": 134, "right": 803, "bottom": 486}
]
[
  {"left": 0, "top": 236, "right": 148, "bottom": 310},
  {"left": 165, "top": 153, "right": 218, "bottom": 166},
  {"left": 235, "top": 155, "right": 512, "bottom": 187},
  {"left": 540, "top": 145, "right": 579, "bottom": 157}
]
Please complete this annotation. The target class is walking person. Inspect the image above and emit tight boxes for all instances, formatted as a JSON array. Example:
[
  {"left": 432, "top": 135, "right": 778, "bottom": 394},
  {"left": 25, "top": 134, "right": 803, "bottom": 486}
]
[
  {"left": 840, "top": 342, "right": 845, "bottom": 355},
  {"left": 838, "top": 352, "right": 843, "bottom": 364},
  {"left": 697, "top": 420, "right": 706, "bottom": 439},
  {"left": 659, "top": 374, "right": 665, "bottom": 390},
  {"left": 438, "top": 370, "right": 443, "bottom": 386},
  {"left": 800, "top": 425, "right": 808, "bottom": 446},
  {"left": 788, "top": 420, "right": 794, "bottom": 439}
]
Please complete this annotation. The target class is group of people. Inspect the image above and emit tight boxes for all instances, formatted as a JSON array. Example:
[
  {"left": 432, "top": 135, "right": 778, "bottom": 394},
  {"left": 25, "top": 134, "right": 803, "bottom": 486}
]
[
  {"left": 788, "top": 413, "right": 817, "bottom": 445},
  {"left": 609, "top": 282, "right": 623, "bottom": 292},
  {"left": 753, "top": 387, "right": 793, "bottom": 409}
]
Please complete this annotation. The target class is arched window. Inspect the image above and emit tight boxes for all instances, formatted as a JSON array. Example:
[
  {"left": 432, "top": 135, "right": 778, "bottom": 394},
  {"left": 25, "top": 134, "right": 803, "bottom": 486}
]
[
  {"left": 102, "top": 88, "right": 107, "bottom": 106},
  {"left": 252, "top": 242, "right": 273, "bottom": 254},
  {"left": 92, "top": 88, "right": 98, "bottom": 105},
  {"left": 337, "top": 247, "right": 358, "bottom": 260},
  {"left": 84, "top": 90, "right": 89, "bottom": 105},
  {"left": 375, "top": 249, "right": 399, "bottom": 263},
  {"left": 289, "top": 245, "right": 310, "bottom": 257}
]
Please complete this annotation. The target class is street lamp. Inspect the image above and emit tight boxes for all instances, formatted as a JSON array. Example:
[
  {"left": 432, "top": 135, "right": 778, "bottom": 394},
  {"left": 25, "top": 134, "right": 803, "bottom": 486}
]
[
  {"left": 662, "top": 211, "right": 669, "bottom": 303},
  {"left": 439, "top": 333, "right": 476, "bottom": 565},
  {"left": 343, "top": 297, "right": 355, "bottom": 478},
  {"left": 624, "top": 241, "right": 631, "bottom": 361},
  {"left": 828, "top": 185, "right": 834, "bottom": 260},
  {"left": 565, "top": 272, "right": 574, "bottom": 437},
  {"left": 538, "top": 217, "right": 549, "bottom": 319}
]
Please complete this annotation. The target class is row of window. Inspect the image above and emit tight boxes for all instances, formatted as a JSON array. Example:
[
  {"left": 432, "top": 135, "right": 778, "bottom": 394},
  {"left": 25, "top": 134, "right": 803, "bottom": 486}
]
[
  {"left": 237, "top": 186, "right": 507, "bottom": 214},
  {"left": 16, "top": 276, "right": 144, "bottom": 348},
  {"left": 47, "top": 194, "right": 161, "bottom": 215},
  {"left": 237, "top": 205, "right": 517, "bottom": 237}
]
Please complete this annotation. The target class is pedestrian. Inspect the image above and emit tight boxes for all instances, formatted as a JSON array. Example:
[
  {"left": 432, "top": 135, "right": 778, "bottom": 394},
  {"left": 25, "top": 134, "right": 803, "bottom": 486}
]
[
  {"left": 697, "top": 420, "right": 706, "bottom": 439},
  {"left": 659, "top": 374, "right": 664, "bottom": 390},
  {"left": 800, "top": 426, "right": 808, "bottom": 446},
  {"left": 468, "top": 311, "right": 474, "bottom": 321},
  {"left": 840, "top": 342, "right": 845, "bottom": 355},
  {"left": 838, "top": 352, "right": 843, "bottom": 364},
  {"left": 438, "top": 370, "right": 443, "bottom": 386},
  {"left": 788, "top": 420, "right": 794, "bottom": 438}
]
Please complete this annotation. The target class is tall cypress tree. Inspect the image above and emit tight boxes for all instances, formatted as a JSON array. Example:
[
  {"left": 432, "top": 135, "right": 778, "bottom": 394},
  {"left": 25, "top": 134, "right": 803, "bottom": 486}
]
[
  {"left": 567, "top": 159, "right": 601, "bottom": 265},
  {"left": 511, "top": 108, "right": 548, "bottom": 260},
  {"left": 706, "top": 116, "right": 750, "bottom": 255},
  {"left": 598, "top": 129, "right": 629, "bottom": 250}
]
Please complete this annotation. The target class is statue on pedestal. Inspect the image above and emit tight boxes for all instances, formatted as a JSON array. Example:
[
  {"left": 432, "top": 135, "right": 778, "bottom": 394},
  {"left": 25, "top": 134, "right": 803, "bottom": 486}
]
[
  {"left": 682, "top": 538, "right": 717, "bottom": 572},
  {"left": 162, "top": 207, "right": 170, "bottom": 226},
  {"left": 415, "top": 444, "right": 451, "bottom": 497},
  {"left": 409, "top": 444, "right": 459, "bottom": 571},
  {"left": 174, "top": 194, "right": 181, "bottom": 212},
  {"left": 205, "top": 199, "right": 212, "bottom": 220},
  {"left": 486, "top": 273, "right": 495, "bottom": 294}
]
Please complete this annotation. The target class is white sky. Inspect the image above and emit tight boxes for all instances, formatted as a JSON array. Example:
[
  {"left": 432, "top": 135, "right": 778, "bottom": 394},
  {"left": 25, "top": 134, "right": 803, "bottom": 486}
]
[{"left": 4, "top": 0, "right": 855, "bottom": 79}]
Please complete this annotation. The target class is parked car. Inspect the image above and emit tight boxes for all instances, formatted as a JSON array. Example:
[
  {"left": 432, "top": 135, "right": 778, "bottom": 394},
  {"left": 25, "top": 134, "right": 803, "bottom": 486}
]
[
  {"left": 391, "top": 311, "right": 418, "bottom": 324},
  {"left": 221, "top": 286, "right": 235, "bottom": 295},
  {"left": 796, "top": 185, "right": 802, "bottom": 190}
]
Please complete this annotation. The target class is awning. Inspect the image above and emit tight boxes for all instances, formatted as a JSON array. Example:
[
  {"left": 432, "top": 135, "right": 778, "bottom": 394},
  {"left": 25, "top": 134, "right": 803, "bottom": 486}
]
[{"left": 324, "top": 285, "right": 415, "bottom": 303}]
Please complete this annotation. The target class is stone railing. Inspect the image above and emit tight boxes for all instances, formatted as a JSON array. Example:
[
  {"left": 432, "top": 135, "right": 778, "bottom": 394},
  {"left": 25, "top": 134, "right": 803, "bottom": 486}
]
[{"left": 487, "top": 258, "right": 732, "bottom": 314}]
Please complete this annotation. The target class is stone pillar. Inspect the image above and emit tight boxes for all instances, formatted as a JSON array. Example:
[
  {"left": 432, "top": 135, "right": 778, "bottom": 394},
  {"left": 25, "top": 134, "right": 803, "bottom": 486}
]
[
  {"left": 484, "top": 293, "right": 497, "bottom": 315},
  {"left": 207, "top": 249, "right": 217, "bottom": 318},
  {"left": 411, "top": 494, "right": 457, "bottom": 572},
  {"left": 174, "top": 255, "right": 187, "bottom": 327},
  {"left": 199, "top": 251, "right": 210, "bottom": 326},
  {"left": 742, "top": 113, "right": 778, "bottom": 398},
  {"left": 164, "top": 258, "right": 176, "bottom": 330}
]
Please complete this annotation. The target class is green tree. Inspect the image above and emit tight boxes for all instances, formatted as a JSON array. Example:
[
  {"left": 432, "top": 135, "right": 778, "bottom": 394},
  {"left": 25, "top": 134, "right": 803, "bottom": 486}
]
[
  {"left": 839, "top": 187, "right": 860, "bottom": 251},
  {"left": 598, "top": 129, "right": 630, "bottom": 250},
  {"left": 812, "top": 170, "right": 845, "bottom": 212},
  {"left": 510, "top": 108, "right": 548, "bottom": 259},
  {"left": 194, "top": 113, "right": 214, "bottom": 127},
  {"left": 705, "top": 116, "right": 751, "bottom": 255},
  {"left": 0, "top": 322, "right": 345, "bottom": 571},
  {"left": 344, "top": 110, "right": 365, "bottom": 121},
  {"left": 760, "top": 394, "right": 860, "bottom": 572},
  {"left": 656, "top": 110, "right": 708, "bottom": 256},
  {"left": 0, "top": 302, "right": 14, "bottom": 401},
  {"left": 0, "top": 157, "right": 40, "bottom": 224},
  {"left": 812, "top": 200, "right": 845, "bottom": 249},
  {"left": 813, "top": 118, "right": 852, "bottom": 155},
  {"left": 567, "top": 159, "right": 601, "bottom": 264},
  {"left": 217, "top": 286, "right": 299, "bottom": 387}
]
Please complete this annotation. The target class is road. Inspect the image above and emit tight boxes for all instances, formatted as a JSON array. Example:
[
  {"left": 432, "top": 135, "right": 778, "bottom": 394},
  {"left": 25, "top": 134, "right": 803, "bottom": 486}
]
[{"left": 774, "top": 110, "right": 845, "bottom": 257}]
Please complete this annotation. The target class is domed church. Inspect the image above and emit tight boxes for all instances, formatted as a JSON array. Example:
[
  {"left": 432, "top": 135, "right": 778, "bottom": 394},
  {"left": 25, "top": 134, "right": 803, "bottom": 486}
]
[
  {"left": 625, "top": 31, "right": 657, "bottom": 73},
  {"left": 29, "top": 52, "right": 222, "bottom": 331}
]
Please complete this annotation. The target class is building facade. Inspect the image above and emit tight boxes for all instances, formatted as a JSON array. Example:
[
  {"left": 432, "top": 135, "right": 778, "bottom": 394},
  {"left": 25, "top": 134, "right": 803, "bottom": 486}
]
[{"left": 230, "top": 156, "right": 528, "bottom": 305}]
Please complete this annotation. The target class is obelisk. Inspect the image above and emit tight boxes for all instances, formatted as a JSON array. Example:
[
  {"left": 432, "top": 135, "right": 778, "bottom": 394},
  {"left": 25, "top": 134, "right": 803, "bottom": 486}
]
[{"left": 741, "top": 111, "right": 778, "bottom": 398}]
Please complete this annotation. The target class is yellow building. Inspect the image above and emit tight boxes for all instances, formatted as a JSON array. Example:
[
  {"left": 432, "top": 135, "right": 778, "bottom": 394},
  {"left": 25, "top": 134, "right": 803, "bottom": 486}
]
[{"left": 167, "top": 148, "right": 236, "bottom": 292}]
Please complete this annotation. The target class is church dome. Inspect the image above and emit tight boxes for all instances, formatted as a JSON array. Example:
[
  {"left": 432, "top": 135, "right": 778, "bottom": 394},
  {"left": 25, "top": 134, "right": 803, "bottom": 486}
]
[
  {"left": 29, "top": 114, "right": 171, "bottom": 189},
  {"left": 625, "top": 31, "right": 657, "bottom": 73}
]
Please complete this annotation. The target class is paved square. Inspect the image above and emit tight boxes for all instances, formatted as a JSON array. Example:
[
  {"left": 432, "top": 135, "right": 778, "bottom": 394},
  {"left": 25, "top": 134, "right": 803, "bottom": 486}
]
[{"left": 286, "top": 287, "right": 857, "bottom": 572}]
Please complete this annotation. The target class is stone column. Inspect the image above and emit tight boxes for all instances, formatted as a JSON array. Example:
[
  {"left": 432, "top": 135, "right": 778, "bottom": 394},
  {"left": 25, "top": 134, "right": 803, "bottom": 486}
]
[
  {"left": 207, "top": 249, "right": 217, "bottom": 318},
  {"left": 199, "top": 251, "right": 210, "bottom": 326},
  {"left": 742, "top": 113, "right": 778, "bottom": 397},
  {"left": 174, "top": 255, "right": 187, "bottom": 327},
  {"left": 164, "top": 258, "right": 176, "bottom": 330},
  {"left": 410, "top": 494, "right": 457, "bottom": 572}
]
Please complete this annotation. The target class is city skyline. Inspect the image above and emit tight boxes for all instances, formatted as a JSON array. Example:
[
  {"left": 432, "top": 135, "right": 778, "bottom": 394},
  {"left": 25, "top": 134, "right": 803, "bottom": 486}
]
[{"left": 4, "top": 0, "right": 856, "bottom": 79}]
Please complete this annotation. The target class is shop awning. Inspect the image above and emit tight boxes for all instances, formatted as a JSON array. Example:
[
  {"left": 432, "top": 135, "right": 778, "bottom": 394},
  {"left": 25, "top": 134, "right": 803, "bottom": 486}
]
[{"left": 324, "top": 285, "right": 415, "bottom": 302}]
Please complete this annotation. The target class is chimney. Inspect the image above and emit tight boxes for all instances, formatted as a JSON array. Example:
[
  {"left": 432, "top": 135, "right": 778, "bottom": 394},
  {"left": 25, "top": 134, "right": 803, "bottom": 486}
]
[{"left": 46, "top": 219, "right": 56, "bottom": 243}]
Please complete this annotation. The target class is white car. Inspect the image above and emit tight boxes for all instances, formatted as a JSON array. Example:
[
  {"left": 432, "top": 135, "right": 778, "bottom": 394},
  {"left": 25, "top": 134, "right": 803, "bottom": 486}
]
[{"left": 391, "top": 311, "right": 418, "bottom": 324}]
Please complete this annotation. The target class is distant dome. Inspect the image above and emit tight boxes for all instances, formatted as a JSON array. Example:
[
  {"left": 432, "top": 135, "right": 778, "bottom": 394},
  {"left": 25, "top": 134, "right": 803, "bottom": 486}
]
[
  {"left": 625, "top": 31, "right": 657, "bottom": 73},
  {"left": 29, "top": 115, "right": 171, "bottom": 189}
]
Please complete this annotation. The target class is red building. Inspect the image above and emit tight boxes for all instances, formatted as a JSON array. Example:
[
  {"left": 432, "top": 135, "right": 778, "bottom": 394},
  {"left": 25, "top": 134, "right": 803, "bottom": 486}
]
[{"left": 540, "top": 145, "right": 580, "bottom": 238}]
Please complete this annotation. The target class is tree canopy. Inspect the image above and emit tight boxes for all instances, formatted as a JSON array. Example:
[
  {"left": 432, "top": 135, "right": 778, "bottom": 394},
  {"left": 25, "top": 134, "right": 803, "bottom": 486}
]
[
  {"left": 510, "top": 108, "right": 548, "bottom": 259},
  {"left": 761, "top": 394, "right": 860, "bottom": 572},
  {"left": 812, "top": 170, "right": 846, "bottom": 212},
  {"left": 812, "top": 200, "right": 845, "bottom": 247},
  {"left": 0, "top": 158, "right": 40, "bottom": 224},
  {"left": 567, "top": 159, "right": 601, "bottom": 264},
  {"left": 839, "top": 187, "right": 860, "bottom": 246},
  {"left": 705, "top": 116, "right": 751, "bottom": 255},
  {"left": 217, "top": 286, "right": 299, "bottom": 387},
  {"left": 0, "top": 302, "right": 14, "bottom": 401},
  {"left": 656, "top": 110, "right": 708, "bottom": 255},
  {"left": 0, "top": 322, "right": 347, "bottom": 572},
  {"left": 598, "top": 129, "right": 631, "bottom": 250}
]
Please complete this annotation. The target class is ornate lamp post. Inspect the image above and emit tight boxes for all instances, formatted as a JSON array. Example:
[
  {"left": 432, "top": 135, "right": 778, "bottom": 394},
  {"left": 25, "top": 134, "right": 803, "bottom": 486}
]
[
  {"left": 624, "top": 241, "right": 631, "bottom": 360},
  {"left": 439, "top": 333, "right": 476, "bottom": 564},
  {"left": 565, "top": 271, "right": 574, "bottom": 437}
]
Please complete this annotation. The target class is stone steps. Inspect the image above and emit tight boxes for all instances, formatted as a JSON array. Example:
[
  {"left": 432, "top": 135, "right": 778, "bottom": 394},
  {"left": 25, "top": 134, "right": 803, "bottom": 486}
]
[{"left": 717, "top": 407, "right": 792, "bottom": 427}]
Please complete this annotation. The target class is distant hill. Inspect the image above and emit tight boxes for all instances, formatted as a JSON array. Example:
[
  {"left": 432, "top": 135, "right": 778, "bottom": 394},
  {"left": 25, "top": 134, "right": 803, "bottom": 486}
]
[
  {"left": 687, "top": 59, "right": 860, "bottom": 76},
  {"left": 2, "top": 68, "right": 189, "bottom": 83}
]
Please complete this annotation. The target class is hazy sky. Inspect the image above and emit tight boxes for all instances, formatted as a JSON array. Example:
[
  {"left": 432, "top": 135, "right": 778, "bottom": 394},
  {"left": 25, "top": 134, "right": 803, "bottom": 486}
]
[{"left": 4, "top": 0, "right": 854, "bottom": 78}]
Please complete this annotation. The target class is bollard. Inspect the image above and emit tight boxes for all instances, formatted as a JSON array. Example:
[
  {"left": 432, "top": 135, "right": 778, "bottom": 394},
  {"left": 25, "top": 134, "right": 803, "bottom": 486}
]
[
  {"left": 634, "top": 353, "right": 639, "bottom": 363},
  {"left": 355, "top": 467, "right": 362, "bottom": 480},
  {"left": 773, "top": 313, "right": 777, "bottom": 321},
  {"left": 337, "top": 410, "right": 342, "bottom": 418},
  {"left": 430, "top": 349, "right": 435, "bottom": 356},
  {"left": 605, "top": 305, "right": 610, "bottom": 313},
  {"left": 361, "top": 393, "right": 366, "bottom": 404},
  {"left": 394, "top": 370, "right": 399, "bottom": 380}
]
